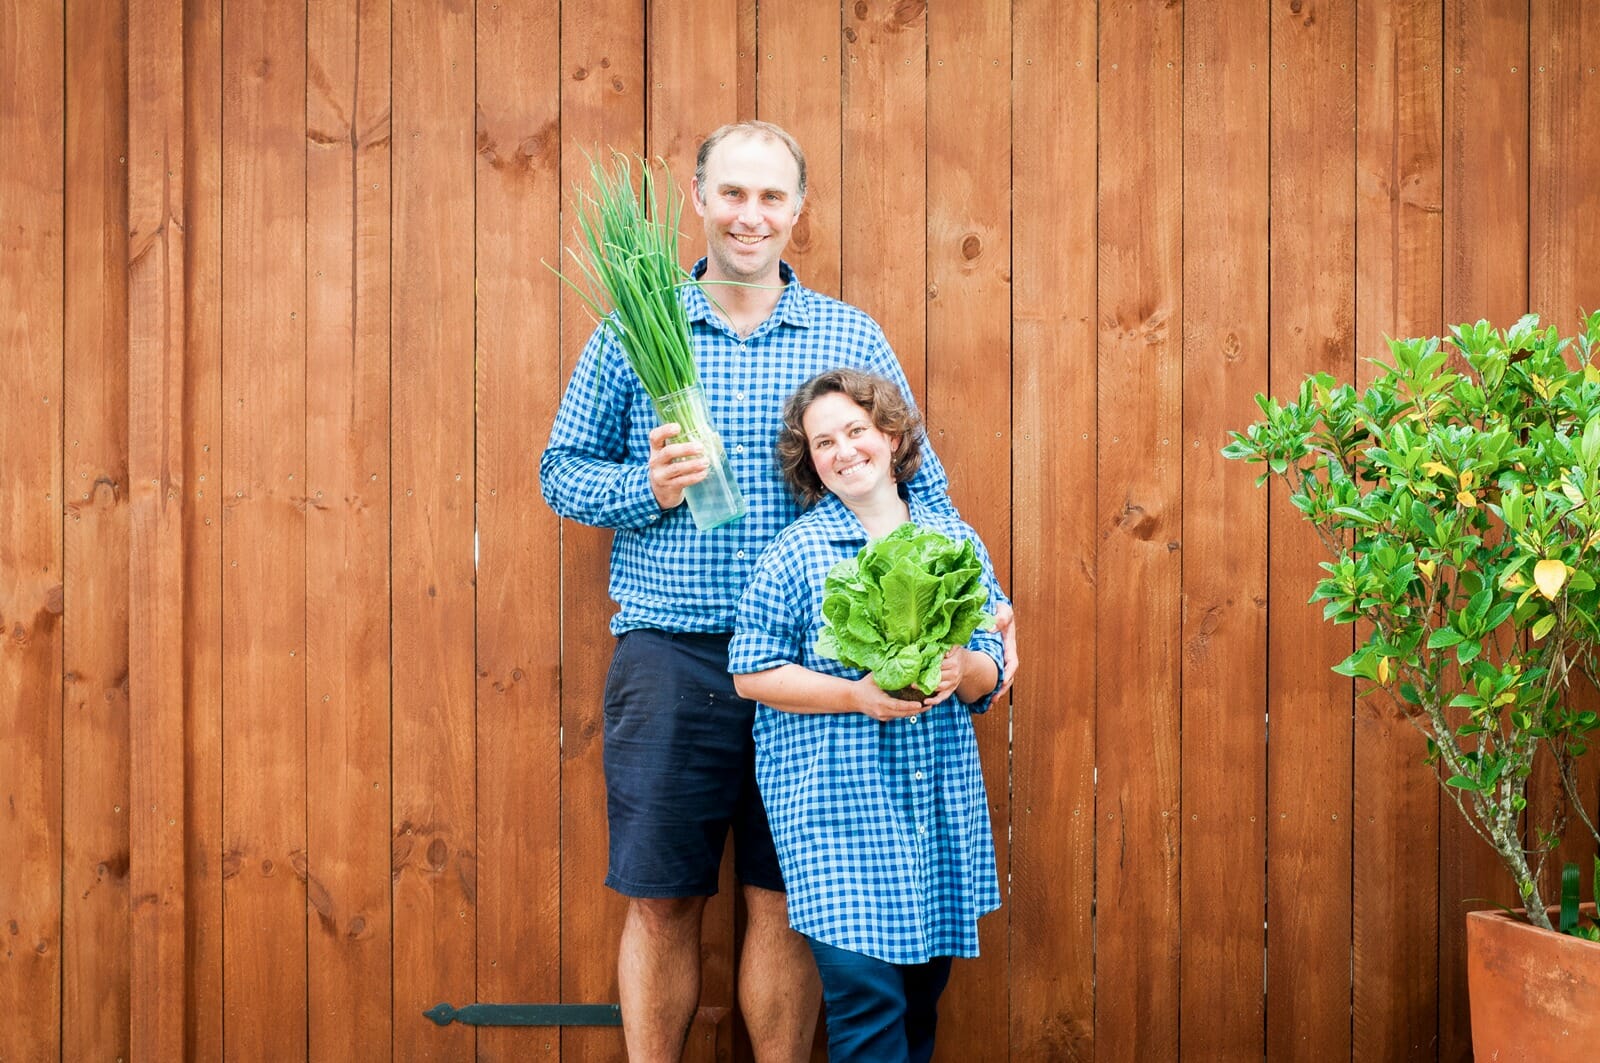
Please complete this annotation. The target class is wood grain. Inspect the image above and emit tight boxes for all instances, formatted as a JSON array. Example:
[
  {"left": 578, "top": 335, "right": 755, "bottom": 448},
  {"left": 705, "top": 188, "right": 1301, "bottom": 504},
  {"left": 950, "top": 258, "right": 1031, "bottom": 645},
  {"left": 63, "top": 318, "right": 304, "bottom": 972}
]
[
  {"left": 1181, "top": 4, "right": 1270, "bottom": 1059},
  {"left": 66, "top": 0, "right": 132, "bottom": 1056},
  {"left": 1008, "top": 0, "right": 1097, "bottom": 1057},
  {"left": 1440, "top": 3, "right": 1530, "bottom": 1057},
  {"left": 474, "top": 1, "right": 563, "bottom": 1060},
  {"left": 1095, "top": 2, "right": 1184, "bottom": 1057},
  {"left": 926, "top": 0, "right": 1011, "bottom": 1057},
  {"left": 220, "top": 0, "right": 309, "bottom": 1054},
  {"left": 0, "top": 2, "right": 65, "bottom": 1059},
  {"left": 1267, "top": 2, "right": 1358, "bottom": 1058},
  {"left": 1353, "top": 2, "right": 1444, "bottom": 1059},
  {"left": 305, "top": 0, "right": 393, "bottom": 1058},
  {"left": 841, "top": 0, "right": 927, "bottom": 402}
]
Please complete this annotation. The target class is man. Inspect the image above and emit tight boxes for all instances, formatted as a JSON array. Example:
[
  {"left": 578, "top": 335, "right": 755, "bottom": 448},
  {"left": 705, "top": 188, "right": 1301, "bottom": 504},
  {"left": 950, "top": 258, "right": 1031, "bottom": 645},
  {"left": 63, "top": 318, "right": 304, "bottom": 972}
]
[{"left": 540, "top": 121, "right": 1017, "bottom": 1061}]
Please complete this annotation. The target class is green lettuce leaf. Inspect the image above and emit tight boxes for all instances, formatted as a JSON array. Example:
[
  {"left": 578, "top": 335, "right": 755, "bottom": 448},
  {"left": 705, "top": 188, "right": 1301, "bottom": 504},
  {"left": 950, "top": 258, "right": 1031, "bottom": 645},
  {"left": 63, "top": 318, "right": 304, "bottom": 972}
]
[{"left": 814, "top": 523, "right": 996, "bottom": 697}]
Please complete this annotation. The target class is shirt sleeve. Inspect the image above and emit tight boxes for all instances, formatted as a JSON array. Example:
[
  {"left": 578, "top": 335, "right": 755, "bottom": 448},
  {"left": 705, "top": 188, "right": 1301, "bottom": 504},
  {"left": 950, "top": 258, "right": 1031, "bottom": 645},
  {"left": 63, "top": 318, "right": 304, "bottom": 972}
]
[
  {"left": 538, "top": 325, "right": 666, "bottom": 529},
  {"left": 729, "top": 535, "right": 808, "bottom": 675}
]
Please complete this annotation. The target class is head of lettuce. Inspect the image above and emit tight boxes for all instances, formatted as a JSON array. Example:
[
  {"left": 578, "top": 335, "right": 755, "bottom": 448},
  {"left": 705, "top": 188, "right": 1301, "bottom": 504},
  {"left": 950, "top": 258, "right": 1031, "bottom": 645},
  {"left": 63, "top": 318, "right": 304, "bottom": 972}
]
[{"left": 814, "top": 523, "right": 996, "bottom": 700}]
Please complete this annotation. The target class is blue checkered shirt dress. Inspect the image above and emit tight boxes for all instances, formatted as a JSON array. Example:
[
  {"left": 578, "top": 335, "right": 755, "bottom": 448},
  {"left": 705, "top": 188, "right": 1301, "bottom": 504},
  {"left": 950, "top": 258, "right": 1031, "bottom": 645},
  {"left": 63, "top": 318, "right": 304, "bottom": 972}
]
[
  {"left": 540, "top": 260, "right": 954, "bottom": 636},
  {"left": 728, "top": 490, "right": 1004, "bottom": 964}
]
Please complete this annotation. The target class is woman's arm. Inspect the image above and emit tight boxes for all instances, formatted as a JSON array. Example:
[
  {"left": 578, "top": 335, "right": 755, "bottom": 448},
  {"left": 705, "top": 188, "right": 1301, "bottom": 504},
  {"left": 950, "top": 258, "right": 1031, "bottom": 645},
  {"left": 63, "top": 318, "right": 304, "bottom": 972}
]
[{"left": 734, "top": 664, "right": 926, "bottom": 722}]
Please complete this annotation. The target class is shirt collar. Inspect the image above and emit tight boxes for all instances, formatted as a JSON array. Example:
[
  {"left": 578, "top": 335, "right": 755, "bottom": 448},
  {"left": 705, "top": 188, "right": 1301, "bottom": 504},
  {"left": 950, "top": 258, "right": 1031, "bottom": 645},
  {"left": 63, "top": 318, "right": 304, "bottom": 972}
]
[
  {"left": 807, "top": 487, "right": 938, "bottom": 544},
  {"left": 684, "top": 259, "right": 813, "bottom": 331}
]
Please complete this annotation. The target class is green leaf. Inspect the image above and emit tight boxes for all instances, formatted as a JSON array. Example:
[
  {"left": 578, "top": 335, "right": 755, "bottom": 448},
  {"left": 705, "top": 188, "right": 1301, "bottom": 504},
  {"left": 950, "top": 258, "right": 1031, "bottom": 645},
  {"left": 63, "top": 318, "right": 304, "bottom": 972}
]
[
  {"left": 1560, "top": 862, "right": 1581, "bottom": 935},
  {"left": 1532, "top": 614, "right": 1557, "bottom": 641},
  {"left": 1445, "top": 774, "right": 1478, "bottom": 790},
  {"left": 1428, "top": 628, "right": 1466, "bottom": 649}
]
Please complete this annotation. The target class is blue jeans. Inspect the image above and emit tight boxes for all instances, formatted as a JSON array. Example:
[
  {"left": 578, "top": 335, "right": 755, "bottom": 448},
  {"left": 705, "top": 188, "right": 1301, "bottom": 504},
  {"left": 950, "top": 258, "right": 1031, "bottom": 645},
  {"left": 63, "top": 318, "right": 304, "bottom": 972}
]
[{"left": 805, "top": 937, "right": 954, "bottom": 1063}]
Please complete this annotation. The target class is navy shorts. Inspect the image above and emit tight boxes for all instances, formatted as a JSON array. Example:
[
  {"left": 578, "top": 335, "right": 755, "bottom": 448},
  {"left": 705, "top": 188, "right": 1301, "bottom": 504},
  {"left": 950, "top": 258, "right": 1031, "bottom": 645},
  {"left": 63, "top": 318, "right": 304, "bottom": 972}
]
[{"left": 602, "top": 629, "right": 785, "bottom": 897}]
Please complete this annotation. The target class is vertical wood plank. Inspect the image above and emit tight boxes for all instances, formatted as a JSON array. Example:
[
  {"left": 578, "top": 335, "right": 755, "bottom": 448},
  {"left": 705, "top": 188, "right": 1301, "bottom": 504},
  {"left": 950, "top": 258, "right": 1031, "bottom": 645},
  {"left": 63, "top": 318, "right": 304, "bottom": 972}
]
[
  {"left": 646, "top": 5, "right": 741, "bottom": 1057},
  {"left": 1529, "top": 0, "right": 1600, "bottom": 923},
  {"left": 1180, "top": 3, "right": 1270, "bottom": 1059},
  {"left": 391, "top": 0, "right": 477, "bottom": 1057},
  {"left": 475, "top": 1, "right": 562, "bottom": 1060},
  {"left": 0, "top": 1, "right": 65, "bottom": 1058},
  {"left": 127, "top": 0, "right": 188, "bottom": 1057},
  {"left": 65, "top": 0, "right": 132, "bottom": 1057},
  {"left": 1095, "top": 1, "right": 1183, "bottom": 1057},
  {"left": 1440, "top": 3, "right": 1528, "bottom": 1057},
  {"left": 926, "top": 1, "right": 1010, "bottom": 1058},
  {"left": 557, "top": 1, "right": 644, "bottom": 1059},
  {"left": 757, "top": 0, "right": 841, "bottom": 297},
  {"left": 1353, "top": 1, "right": 1444, "bottom": 1059},
  {"left": 183, "top": 0, "right": 226, "bottom": 1056},
  {"left": 841, "top": 0, "right": 926, "bottom": 400},
  {"left": 1009, "top": 0, "right": 1097, "bottom": 1058},
  {"left": 305, "top": 1, "right": 393, "bottom": 1059},
  {"left": 221, "top": 0, "right": 309, "bottom": 1055},
  {"left": 1267, "top": 2, "right": 1358, "bottom": 1059}
]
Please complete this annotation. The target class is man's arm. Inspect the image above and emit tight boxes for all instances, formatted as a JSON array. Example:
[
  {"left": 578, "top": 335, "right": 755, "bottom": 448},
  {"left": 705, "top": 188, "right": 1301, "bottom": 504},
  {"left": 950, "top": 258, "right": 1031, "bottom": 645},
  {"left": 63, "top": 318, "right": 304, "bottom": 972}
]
[{"left": 539, "top": 328, "right": 705, "bottom": 528}]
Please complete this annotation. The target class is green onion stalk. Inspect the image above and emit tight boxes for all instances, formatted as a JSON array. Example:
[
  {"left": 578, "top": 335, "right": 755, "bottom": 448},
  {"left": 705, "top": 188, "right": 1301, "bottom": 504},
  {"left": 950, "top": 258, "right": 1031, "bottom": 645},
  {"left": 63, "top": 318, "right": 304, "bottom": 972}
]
[{"left": 557, "top": 152, "right": 746, "bottom": 529}]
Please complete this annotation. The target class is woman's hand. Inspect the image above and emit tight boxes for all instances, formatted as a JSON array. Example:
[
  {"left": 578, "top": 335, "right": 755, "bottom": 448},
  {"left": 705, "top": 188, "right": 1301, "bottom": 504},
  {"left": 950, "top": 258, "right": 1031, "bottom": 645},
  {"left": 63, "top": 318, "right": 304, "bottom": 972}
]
[
  {"left": 647, "top": 422, "right": 709, "bottom": 509},
  {"left": 921, "top": 647, "right": 967, "bottom": 707},
  {"left": 852, "top": 676, "right": 927, "bottom": 722}
]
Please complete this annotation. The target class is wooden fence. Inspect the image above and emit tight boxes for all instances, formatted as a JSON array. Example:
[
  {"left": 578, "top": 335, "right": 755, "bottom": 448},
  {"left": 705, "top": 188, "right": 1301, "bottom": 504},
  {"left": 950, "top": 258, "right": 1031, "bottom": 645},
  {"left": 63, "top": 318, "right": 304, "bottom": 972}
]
[{"left": 4, "top": 0, "right": 1599, "bottom": 1059}]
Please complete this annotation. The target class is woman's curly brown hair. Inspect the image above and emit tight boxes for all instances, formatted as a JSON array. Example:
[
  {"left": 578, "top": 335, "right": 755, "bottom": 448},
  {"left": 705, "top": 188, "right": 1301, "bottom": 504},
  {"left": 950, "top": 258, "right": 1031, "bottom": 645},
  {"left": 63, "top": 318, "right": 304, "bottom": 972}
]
[{"left": 776, "top": 368, "right": 924, "bottom": 507}]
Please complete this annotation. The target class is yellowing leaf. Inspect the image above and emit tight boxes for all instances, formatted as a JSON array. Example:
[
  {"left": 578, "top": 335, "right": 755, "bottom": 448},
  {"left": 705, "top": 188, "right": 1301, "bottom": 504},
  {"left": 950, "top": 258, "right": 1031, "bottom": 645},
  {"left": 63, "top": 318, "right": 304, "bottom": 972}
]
[
  {"left": 1504, "top": 572, "right": 1527, "bottom": 589},
  {"left": 1459, "top": 469, "right": 1476, "bottom": 488},
  {"left": 1457, "top": 490, "right": 1478, "bottom": 508},
  {"left": 1422, "top": 461, "right": 1453, "bottom": 479},
  {"left": 1377, "top": 657, "right": 1391, "bottom": 683},
  {"left": 1534, "top": 559, "right": 1569, "bottom": 600},
  {"left": 1417, "top": 559, "right": 1437, "bottom": 580}
]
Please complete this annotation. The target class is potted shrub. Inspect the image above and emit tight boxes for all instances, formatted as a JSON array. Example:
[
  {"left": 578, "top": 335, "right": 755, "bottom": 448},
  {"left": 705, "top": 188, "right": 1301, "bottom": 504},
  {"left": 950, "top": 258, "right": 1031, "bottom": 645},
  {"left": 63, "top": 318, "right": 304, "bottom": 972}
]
[{"left": 1223, "top": 313, "right": 1600, "bottom": 1059}]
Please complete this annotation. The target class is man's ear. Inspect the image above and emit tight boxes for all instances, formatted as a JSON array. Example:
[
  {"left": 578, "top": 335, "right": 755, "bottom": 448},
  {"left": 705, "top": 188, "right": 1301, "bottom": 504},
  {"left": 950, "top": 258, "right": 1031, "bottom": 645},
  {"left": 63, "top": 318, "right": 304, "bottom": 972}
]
[{"left": 690, "top": 178, "right": 707, "bottom": 218}]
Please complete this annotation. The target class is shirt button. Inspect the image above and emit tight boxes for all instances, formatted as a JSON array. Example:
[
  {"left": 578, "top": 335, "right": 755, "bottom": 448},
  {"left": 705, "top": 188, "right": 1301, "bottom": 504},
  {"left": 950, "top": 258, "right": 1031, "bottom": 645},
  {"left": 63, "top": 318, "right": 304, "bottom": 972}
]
[
  {"left": 735, "top": 550, "right": 746, "bottom": 559},
  {"left": 735, "top": 392, "right": 746, "bottom": 401},
  {"left": 918, "top": 824, "right": 927, "bottom": 836},
  {"left": 908, "top": 715, "right": 919, "bottom": 724},
  {"left": 914, "top": 771, "right": 924, "bottom": 780},
  {"left": 734, "top": 444, "right": 745, "bottom": 454}
]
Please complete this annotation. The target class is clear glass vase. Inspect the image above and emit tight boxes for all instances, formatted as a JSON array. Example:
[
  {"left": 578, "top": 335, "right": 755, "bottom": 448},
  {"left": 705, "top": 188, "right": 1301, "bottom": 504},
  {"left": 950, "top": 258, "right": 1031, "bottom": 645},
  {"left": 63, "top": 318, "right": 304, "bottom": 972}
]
[{"left": 651, "top": 384, "right": 747, "bottom": 531}]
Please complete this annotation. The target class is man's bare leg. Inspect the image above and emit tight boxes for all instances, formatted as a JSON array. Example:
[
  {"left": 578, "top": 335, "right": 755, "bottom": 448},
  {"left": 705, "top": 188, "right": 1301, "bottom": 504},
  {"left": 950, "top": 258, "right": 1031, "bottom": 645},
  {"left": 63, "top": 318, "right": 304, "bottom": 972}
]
[
  {"left": 619, "top": 895, "right": 707, "bottom": 1062},
  {"left": 738, "top": 885, "right": 822, "bottom": 1063}
]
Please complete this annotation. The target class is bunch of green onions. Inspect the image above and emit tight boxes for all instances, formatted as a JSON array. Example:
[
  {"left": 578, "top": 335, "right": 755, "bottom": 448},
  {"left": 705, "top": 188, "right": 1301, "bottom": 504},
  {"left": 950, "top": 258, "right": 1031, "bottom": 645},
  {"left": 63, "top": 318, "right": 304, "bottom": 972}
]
[{"left": 561, "top": 152, "right": 700, "bottom": 399}]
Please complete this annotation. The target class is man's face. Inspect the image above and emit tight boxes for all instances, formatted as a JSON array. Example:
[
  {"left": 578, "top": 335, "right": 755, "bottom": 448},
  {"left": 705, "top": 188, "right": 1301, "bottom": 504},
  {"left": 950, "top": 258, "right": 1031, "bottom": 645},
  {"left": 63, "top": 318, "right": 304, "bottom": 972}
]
[{"left": 691, "top": 133, "right": 803, "bottom": 286}]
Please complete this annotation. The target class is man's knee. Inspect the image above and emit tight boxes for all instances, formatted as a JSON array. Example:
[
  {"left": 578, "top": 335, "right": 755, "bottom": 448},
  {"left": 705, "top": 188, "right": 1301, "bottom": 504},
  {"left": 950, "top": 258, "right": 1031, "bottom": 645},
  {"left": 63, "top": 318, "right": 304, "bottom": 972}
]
[{"left": 628, "top": 894, "right": 706, "bottom": 936}]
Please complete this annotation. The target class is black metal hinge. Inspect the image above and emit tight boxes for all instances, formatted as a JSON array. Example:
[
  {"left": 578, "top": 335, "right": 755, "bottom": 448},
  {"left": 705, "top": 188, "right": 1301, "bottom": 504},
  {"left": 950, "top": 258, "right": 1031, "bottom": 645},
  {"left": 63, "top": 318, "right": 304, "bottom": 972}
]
[{"left": 424, "top": 1002, "right": 623, "bottom": 1027}]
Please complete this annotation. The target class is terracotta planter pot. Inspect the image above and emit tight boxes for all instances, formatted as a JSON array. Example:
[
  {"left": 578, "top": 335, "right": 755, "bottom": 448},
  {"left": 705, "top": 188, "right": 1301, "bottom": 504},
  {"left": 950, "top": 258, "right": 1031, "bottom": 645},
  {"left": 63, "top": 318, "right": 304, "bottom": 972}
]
[{"left": 1466, "top": 904, "right": 1600, "bottom": 1061}]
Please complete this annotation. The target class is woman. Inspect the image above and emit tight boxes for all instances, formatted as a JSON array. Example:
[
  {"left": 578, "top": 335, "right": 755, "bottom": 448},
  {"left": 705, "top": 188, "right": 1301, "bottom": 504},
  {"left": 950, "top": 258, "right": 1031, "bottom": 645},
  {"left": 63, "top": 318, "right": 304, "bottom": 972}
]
[{"left": 728, "top": 368, "right": 1004, "bottom": 1062}]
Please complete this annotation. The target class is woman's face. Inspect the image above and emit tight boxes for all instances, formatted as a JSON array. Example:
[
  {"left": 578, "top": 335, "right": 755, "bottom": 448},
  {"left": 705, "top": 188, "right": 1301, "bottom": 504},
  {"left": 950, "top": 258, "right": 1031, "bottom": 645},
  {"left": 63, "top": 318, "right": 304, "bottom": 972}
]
[{"left": 801, "top": 391, "right": 901, "bottom": 507}]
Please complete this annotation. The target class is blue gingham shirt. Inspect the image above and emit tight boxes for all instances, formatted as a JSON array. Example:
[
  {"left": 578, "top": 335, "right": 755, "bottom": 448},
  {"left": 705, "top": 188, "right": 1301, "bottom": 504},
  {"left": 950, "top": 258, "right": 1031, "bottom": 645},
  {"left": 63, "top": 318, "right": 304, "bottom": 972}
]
[
  {"left": 728, "top": 491, "right": 1004, "bottom": 964},
  {"left": 540, "top": 261, "right": 954, "bottom": 635}
]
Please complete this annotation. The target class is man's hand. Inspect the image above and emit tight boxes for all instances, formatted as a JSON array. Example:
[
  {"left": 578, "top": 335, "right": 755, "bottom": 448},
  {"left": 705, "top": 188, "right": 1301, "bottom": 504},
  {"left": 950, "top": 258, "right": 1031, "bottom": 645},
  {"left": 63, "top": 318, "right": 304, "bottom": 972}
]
[
  {"left": 994, "top": 602, "right": 1018, "bottom": 697},
  {"left": 648, "top": 422, "right": 710, "bottom": 510}
]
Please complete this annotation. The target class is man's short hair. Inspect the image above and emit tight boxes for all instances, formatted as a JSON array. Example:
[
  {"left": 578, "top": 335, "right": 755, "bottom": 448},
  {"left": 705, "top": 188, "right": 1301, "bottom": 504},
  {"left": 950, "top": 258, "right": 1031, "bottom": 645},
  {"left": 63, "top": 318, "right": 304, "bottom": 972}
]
[{"left": 694, "top": 121, "right": 807, "bottom": 205}]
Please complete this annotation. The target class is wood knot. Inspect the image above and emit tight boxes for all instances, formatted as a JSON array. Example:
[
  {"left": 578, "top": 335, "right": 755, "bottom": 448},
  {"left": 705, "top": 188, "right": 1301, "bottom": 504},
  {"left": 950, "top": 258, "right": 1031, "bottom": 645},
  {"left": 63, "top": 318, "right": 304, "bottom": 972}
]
[
  {"left": 961, "top": 234, "right": 982, "bottom": 261},
  {"left": 426, "top": 838, "right": 449, "bottom": 870},
  {"left": 853, "top": 0, "right": 868, "bottom": 17},
  {"left": 1222, "top": 331, "right": 1242, "bottom": 362},
  {"left": 572, "top": 66, "right": 589, "bottom": 81},
  {"left": 45, "top": 584, "right": 64, "bottom": 615},
  {"left": 892, "top": 0, "right": 927, "bottom": 26}
]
